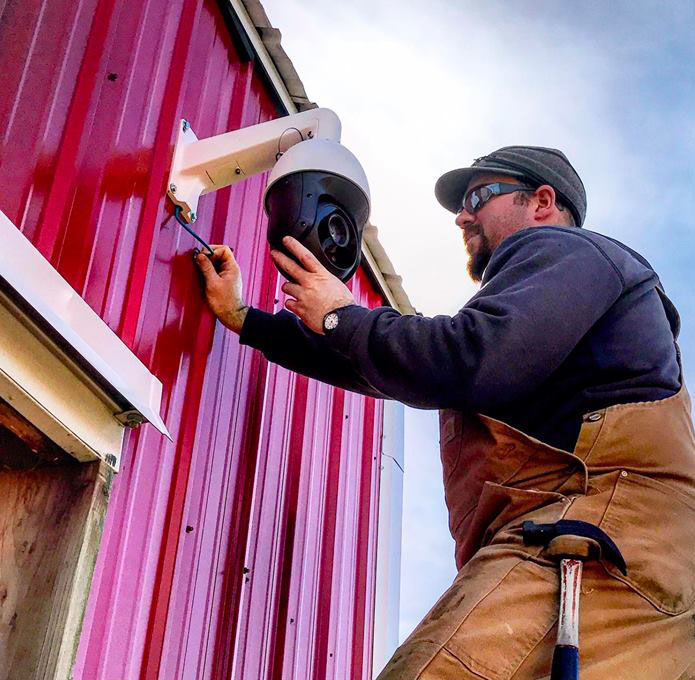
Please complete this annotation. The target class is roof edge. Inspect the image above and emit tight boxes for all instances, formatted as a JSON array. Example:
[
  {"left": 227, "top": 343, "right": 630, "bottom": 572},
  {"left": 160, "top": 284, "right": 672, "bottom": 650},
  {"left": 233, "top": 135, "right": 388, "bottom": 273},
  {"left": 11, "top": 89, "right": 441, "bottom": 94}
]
[{"left": 363, "top": 224, "right": 417, "bottom": 316}]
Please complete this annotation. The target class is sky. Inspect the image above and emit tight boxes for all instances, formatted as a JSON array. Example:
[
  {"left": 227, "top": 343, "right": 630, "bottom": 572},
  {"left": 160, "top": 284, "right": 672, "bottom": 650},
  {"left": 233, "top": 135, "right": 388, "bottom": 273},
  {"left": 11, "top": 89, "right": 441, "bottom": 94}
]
[{"left": 261, "top": 0, "right": 695, "bottom": 648}]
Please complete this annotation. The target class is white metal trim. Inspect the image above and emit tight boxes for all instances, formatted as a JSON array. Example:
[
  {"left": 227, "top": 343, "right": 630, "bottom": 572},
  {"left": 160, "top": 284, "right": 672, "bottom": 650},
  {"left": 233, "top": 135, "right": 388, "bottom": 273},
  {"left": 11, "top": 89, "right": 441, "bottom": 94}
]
[
  {"left": 0, "top": 290, "right": 126, "bottom": 469},
  {"left": 372, "top": 400, "right": 404, "bottom": 677},
  {"left": 0, "top": 210, "right": 170, "bottom": 440}
]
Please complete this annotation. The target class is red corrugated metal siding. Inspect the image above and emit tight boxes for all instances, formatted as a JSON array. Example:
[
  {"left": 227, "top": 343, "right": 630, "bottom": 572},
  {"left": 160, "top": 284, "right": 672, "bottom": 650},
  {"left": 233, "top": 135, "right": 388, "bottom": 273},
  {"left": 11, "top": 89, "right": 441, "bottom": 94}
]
[{"left": 0, "top": 1, "right": 386, "bottom": 678}]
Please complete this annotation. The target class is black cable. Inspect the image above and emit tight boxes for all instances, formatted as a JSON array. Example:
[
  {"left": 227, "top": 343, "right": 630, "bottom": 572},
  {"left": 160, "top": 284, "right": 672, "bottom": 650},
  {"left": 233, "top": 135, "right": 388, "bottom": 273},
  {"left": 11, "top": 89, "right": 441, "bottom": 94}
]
[
  {"left": 276, "top": 127, "right": 304, "bottom": 161},
  {"left": 174, "top": 206, "right": 214, "bottom": 257}
]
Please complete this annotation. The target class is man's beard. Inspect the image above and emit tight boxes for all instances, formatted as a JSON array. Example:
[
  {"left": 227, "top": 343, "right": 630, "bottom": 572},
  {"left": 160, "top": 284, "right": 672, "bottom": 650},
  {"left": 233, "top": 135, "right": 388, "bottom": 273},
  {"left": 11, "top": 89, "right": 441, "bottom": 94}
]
[{"left": 467, "top": 230, "right": 493, "bottom": 282}]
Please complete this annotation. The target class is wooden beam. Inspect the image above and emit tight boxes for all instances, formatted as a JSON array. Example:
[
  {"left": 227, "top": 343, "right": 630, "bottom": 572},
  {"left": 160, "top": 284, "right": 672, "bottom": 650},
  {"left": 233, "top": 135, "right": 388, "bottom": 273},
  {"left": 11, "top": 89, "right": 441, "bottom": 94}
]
[{"left": 0, "top": 398, "right": 76, "bottom": 470}]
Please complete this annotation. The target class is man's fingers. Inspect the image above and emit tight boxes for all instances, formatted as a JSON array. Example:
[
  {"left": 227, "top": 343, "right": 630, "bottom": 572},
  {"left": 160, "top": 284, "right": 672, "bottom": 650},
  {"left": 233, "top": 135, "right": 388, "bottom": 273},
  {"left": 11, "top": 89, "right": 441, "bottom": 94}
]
[
  {"left": 271, "top": 249, "right": 307, "bottom": 282},
  {"left": 195, "top": 251, "right": 216, "bottom": 276},
  {"left": 281, "top": 282, "right": 301, "bottom": 299},
  {"left": 211, "top": 245, "right": 235, "bottom": 271},
  {"left": 282, "top": 236, "right": 322, "bottom": 273},
  {"left": 199, "top": 245, "right": 238, "bottom": 275}
]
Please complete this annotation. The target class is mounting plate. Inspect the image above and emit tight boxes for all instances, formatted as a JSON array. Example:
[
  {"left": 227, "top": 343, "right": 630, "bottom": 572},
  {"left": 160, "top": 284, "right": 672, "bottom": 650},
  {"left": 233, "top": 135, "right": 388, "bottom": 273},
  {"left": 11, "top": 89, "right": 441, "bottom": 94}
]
[{"left": 167, "top": 120, "right": 207, "bottom": 224}]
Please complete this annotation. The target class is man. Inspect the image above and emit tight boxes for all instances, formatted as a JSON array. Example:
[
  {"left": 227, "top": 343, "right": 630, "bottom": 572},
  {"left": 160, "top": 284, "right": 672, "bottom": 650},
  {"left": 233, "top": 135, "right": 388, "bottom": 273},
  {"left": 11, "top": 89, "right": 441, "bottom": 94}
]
[{"left": 196, "top": 146, "right": 695, "bottom": 678}]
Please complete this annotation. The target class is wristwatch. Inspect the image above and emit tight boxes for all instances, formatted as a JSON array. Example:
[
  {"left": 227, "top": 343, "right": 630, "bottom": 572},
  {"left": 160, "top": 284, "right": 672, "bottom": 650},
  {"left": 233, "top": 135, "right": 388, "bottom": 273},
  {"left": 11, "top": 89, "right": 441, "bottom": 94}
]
[{"left": 322, "top": 310, "right": 341, "bottom": 334}]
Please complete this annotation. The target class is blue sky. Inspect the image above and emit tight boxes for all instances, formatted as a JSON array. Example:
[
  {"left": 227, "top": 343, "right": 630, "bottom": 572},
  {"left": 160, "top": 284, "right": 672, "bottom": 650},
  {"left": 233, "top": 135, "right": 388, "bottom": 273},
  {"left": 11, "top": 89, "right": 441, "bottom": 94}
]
[{"left": 261, "top": 0, "right": 695, "bottom": 645}]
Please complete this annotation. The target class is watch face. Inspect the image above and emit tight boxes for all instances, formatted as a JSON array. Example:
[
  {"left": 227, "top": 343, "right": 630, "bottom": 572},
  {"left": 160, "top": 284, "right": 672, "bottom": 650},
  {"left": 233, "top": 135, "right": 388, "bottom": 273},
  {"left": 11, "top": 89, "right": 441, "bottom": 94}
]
[{"left": 324, "top": 312, "right": 339, "bottom": 331}]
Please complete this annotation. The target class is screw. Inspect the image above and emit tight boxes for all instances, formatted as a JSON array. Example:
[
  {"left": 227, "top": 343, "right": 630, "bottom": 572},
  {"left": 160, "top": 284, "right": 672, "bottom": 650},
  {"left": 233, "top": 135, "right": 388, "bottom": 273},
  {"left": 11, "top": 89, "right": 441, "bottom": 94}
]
[
  {"left": 169, "top": 184, "right": 177, "bottom": 193},
  {"left": 190, "top": 212, "right": 197, "bottom": 222},
  {"left": 182, "top": 119, "right": 189, "bottom": 132},
  {"left": 235, "top": 167, "right": 241, "bottom": 175},
  {"left": 307, "top": 131, "right": 314, "bottom": 138}
]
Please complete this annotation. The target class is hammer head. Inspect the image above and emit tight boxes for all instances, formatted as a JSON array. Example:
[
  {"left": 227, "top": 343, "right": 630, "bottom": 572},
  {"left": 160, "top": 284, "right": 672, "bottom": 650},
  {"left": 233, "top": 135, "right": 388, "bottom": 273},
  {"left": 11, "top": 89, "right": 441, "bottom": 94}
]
[{"left": 522, "top": 519, "right": 627, "bottom": 575}]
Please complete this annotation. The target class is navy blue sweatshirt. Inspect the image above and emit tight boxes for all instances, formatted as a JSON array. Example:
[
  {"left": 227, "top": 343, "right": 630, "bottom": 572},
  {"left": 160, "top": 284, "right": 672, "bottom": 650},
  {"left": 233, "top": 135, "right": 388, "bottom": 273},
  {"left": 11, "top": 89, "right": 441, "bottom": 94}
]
[{"left": 240, "top": 227, "right": 681, "bottom": 452}]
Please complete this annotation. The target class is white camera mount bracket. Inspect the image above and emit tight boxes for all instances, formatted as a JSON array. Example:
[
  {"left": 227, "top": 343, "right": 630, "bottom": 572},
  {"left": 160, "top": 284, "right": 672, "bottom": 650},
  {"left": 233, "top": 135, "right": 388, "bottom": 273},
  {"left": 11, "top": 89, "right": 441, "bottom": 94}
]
[{"left": 167, "top": 108, "right": 342, "bottom": 223}]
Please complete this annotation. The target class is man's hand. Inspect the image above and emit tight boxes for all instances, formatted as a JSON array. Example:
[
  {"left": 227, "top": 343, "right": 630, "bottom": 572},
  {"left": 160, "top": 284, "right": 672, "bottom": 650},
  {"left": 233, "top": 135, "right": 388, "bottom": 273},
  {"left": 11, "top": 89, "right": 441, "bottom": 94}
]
[
  {"left": 195, "top": 245, "right": 248, "bottom": 334},
  {"left": 271, "top": 236, "right": 356, "bottom": 334}
]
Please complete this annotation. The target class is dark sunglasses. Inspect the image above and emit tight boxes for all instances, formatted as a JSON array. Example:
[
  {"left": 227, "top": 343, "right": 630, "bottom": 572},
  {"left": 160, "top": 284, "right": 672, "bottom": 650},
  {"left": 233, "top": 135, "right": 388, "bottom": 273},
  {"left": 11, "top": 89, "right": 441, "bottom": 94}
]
[{"left": 458, "top": 182, "right": 535, "bottom": 215}]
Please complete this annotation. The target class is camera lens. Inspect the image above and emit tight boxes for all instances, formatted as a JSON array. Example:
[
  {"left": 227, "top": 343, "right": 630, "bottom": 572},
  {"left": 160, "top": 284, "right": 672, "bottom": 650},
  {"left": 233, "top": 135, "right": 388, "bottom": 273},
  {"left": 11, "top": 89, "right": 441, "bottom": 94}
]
[{"left": 327, "top": 213, "right": 350, "bottom": 248}]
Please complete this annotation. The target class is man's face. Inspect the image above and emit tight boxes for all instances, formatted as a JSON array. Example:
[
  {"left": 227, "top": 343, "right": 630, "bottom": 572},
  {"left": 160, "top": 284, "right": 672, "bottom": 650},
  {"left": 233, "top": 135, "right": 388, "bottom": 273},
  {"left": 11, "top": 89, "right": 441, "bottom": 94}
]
[{"left": 454, "top": 173, "right": 535, "bottom": 282}]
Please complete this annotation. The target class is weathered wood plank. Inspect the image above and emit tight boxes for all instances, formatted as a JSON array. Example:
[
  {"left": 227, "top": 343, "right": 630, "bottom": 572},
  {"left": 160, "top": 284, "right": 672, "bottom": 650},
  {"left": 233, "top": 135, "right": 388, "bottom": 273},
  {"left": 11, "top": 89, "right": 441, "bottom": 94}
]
[
  {"left": 53, "top": 463, "right": 111, "bottom": 679},
  {"left": 0, "top": 460, "right": 110, "bottom": 680}
]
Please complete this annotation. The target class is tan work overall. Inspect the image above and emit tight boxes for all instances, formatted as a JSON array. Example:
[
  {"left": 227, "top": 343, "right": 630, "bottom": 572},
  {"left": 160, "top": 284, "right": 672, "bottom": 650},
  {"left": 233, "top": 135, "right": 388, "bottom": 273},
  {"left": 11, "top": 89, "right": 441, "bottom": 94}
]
[{"left": 379, "top": 306, "right": 695, "bottom": 679}]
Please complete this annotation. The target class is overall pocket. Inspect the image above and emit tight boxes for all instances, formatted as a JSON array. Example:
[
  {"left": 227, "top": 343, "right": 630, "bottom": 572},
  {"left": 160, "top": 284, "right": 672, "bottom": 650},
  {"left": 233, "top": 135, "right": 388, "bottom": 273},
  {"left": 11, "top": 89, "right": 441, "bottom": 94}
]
[
  {"left": 454, "top": 482, "right": 569, "bottom": 572},
  {"left": 599, "top": 473, "right": 695, "bottom": 614},
  {"left": 445, "top": 559, "right": 558, "bottom": 680}
]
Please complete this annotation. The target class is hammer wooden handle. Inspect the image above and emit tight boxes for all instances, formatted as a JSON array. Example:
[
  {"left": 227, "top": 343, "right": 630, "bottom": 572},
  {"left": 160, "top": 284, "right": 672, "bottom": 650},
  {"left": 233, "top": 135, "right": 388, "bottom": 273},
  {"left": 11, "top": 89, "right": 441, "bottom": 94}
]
[{"left": 551, "top": 558, "right": 582, "bottom": 680}]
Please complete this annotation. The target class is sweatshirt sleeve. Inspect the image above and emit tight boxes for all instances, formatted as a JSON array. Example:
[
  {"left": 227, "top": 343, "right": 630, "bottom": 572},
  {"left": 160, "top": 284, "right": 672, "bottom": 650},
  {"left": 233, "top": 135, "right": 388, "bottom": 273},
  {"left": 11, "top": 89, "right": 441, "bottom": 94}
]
[
  {"left": 320, "top": 228, "right": 625, "bottom": 410},
  {"left": 239, "top": 305, "right": 389, "bottom": 399}
]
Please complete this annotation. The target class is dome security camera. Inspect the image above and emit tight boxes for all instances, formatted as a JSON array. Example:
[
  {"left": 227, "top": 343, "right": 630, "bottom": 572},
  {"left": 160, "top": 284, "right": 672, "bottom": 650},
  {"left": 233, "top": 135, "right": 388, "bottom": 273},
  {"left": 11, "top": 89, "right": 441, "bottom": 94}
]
[
  {"left": 264, "top": 139, "right": 371, "bottom": 282},
  {"left": 166, "top": 108, "right": 371, "bottom": 282}
]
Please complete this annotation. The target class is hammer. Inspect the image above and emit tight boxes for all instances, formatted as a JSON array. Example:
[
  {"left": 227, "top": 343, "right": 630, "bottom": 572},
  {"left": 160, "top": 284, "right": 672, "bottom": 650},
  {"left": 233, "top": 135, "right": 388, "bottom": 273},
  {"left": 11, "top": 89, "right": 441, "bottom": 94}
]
[{"left": 522, "top": 519, "right": 627, "bottom": 680}]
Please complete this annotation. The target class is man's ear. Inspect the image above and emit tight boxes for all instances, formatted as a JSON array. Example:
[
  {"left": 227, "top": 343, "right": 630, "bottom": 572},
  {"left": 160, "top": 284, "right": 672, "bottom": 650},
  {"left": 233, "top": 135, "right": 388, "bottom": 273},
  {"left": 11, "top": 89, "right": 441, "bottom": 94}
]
[{"left": 534, "top": 184, "right": 556, "bottom": 222}]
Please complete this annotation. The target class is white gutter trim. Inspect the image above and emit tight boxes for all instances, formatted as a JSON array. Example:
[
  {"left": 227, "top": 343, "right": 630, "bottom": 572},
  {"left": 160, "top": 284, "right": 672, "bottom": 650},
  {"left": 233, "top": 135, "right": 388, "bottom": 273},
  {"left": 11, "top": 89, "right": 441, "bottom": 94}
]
[
  {"left": 372, "top": 400, "right": 404, "bottom": 677},
  {"left": 0, "top": 289, "right": 127, "bottom": 470},
  {"left": 0, "top": 210, "right": 170, "bottom": 441}
]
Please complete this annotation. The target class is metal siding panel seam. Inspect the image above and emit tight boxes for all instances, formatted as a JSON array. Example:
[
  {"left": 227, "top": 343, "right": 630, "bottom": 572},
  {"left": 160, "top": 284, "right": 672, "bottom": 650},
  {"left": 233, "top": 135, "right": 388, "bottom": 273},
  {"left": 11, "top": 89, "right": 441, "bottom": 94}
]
[
  {"left": 331, "top": 392, "right": 367, "bottom": 679},
  {"left": 32, "top": 0, "right": 119, "bottom": 264},
  {"left": 0, "top": 0, "right": 96, "bottom": 239},
  {"left": 312, "top": 387, "right": 347, "bottom": 678},
  {"left": 352, "top": 396, "right": 380, "bottom": 679},
  {"left": 230, "top": 362, "right": 299, "bottom": 678},
  {"left": 267, "top": 374, "right": 312, "bottom": 679},
  {"left": 279, "top": 379, "right": 337, "bottom": 680},
  {"left": 119, "top": 0, "right": 197, "bottom": 347}
]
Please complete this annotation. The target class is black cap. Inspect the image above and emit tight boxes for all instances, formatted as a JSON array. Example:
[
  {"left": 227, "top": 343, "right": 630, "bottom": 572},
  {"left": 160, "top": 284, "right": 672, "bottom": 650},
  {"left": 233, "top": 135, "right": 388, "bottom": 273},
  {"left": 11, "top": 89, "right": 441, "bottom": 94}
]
[{"left": 435, "top": 145, "right": 587, "bottom": 227}]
